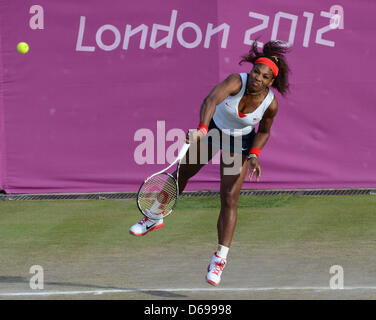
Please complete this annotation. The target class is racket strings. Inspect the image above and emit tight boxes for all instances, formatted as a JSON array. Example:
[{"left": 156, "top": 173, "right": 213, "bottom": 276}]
[{"left": 138, "top": 173, "right": 178, "bottom": 218}]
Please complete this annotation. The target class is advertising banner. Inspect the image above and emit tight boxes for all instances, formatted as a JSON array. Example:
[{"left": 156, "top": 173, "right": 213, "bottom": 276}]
[{"left": 0, "top": 0, "right": 374, "bottom": 193}]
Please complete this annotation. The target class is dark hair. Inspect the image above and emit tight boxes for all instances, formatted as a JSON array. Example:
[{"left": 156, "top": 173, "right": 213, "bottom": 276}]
[{"left": 239, "top": 40, "right": 291, "bottom": 95}]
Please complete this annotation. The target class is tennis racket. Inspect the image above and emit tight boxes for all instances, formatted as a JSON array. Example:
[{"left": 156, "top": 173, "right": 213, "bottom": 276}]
[{"left": 137, "top": 142, "right": 190, "bottom": 220}]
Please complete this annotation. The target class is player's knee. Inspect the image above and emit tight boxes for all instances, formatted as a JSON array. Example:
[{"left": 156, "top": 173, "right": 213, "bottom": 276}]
[{"left": 220, "top": 191, "right": 238, "bottom": 209}]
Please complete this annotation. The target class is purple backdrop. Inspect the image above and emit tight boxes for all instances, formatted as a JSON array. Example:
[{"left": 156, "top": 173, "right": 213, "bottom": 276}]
[{"left": 0, "top": 0, "right": 375, "bottom": 193}]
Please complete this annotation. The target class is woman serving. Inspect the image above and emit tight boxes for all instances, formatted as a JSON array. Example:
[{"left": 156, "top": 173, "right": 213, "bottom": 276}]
[{"left": 130, "top": 40, "right": 291, "bottom": 286}]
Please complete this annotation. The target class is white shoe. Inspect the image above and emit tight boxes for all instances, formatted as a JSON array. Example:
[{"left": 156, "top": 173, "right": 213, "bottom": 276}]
[
  {"left": 206, "top": 252, "right": 227, "bottom": 286},
  {"left": 129, "top": 216, "right": 164, "bottom": 236}
]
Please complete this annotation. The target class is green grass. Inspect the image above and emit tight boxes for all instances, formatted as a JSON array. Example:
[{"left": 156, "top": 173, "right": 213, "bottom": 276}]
[
  {"left": 235, "top": 195, "right": 376, "bottom": 246},
  {"left": 0, "top": 195, "right": 375, "bottom": 267},
  {"left": 178, "top": 195, "right": 376, "bottom": 248}
]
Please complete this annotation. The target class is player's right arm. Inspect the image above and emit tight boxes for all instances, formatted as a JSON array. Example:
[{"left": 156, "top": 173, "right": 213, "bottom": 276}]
[
  {"left": 199, "top": 73, "right": 242, "bottom": 127},
  {"left": 186, "top": 74, "right": 242, "bottom": 143}
]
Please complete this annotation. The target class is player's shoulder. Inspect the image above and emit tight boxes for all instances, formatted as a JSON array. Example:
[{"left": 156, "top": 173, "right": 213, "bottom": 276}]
[
  {"left": 222, "top": 73, "right": 243, "bottom": 95},
  {"left": 225, "top": 73, "right": 242, "bottom": 83},
  {"left": 265, "top": 93, "right": 278, "bottom": 117}
]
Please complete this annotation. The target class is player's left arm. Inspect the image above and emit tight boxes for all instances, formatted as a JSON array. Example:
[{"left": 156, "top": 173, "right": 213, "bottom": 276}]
[
  {"left": 248, "top": 97, "right": 278, "bottom": 182},
  {"left": 253, "top": 97, "right": 278, "bottom": 149}
]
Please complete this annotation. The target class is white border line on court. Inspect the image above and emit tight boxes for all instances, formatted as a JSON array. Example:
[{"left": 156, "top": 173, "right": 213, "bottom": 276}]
[{"left": 2, "top": 286, "right": 376, "bottom": 297}]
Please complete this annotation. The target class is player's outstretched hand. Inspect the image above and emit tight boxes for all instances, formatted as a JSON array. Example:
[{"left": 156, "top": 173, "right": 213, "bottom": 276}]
[
  {"left": 185, "top": 129, "right": 205, "bottom": 144},
  {"left": 248, "top": 157, "right": 261, "bottom": 182}
]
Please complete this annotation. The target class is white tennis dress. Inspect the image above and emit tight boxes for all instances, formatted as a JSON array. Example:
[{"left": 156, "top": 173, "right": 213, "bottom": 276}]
[{"left": 212, "top": 73, "right": 274, "bottom": 137}]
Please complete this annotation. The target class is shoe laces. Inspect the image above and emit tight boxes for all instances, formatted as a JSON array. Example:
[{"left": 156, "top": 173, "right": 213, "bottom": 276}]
[
  {"left": 212, "top": 259, "right": 226, "bottom": 276},
  {"left": 138, "top": 217, "right": 149, "bottom": 225}
]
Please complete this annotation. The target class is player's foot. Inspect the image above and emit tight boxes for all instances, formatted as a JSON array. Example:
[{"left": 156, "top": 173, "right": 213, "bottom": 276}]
[
  {"left": 129, "top": 216, "right": 164, "bottom": 236},
  {"left": 206, "top": 252, "right": 227, "bottom": 286}
]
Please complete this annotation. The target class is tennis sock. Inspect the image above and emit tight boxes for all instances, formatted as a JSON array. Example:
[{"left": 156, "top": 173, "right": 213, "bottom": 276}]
[
  {"left": 216, "top": 244, "right": 229, "bottom": 259},
  {"left": 150, "top": 199, "right": 164, "bottom": 215}
]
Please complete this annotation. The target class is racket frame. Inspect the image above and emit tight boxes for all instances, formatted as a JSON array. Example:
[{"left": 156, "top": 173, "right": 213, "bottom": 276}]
[{"left": 136, "top": 143, "right": 190, "bottom": 220}]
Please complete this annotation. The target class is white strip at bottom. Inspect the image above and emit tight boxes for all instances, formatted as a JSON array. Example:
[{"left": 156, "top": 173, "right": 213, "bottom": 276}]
[{"left": 2, "top": 286, "right": 376, "bottom": 297}]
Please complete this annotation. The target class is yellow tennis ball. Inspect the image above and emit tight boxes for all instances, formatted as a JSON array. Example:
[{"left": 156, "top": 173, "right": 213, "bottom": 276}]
[{"left": 17, "top": 42, "right": 29, "bottom": 54}]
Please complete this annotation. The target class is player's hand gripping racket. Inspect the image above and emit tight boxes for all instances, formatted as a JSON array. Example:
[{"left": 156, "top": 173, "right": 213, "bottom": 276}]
[{"left": 137, "top": 142, "right": 190, "bottom": 220}]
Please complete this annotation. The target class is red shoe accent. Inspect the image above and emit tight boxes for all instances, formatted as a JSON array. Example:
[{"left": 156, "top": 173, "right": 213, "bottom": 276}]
[
  {"left": 212, "top": 261, "right": 225, "bottom": 275},
  {"left": 208, "top": 252, "right": 226, "bottom": 271},
  {"left": 206, "top": 252, "right": 226, "bottom": 286}
]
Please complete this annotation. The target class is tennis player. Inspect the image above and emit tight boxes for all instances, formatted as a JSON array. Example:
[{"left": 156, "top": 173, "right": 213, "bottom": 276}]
[{"left": 130, "top": 40, "right": 291, "bottom": 286}]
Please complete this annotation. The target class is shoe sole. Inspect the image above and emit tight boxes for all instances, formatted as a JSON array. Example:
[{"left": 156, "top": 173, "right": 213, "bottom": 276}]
[
  {"left": 129, "top": 223, "right": 164, "bottom": 236},
  {"left": 206, "top": 277, "right": 219, "bottom": 287}
]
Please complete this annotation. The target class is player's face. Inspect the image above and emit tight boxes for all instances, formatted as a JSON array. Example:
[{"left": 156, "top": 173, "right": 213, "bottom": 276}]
[{"left": 249, "top": 64, "right": 275, "bottom": 90}]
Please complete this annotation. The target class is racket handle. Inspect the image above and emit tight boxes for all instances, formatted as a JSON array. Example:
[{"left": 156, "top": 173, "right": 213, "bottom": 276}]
[{"left": 177, "top": 143, "right": 190, "bottom": 161}]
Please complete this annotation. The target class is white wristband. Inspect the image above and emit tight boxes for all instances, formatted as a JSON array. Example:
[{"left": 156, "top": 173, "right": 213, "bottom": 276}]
[{"left": 247, "top": 154, "right": 258, "bottom": 160}]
